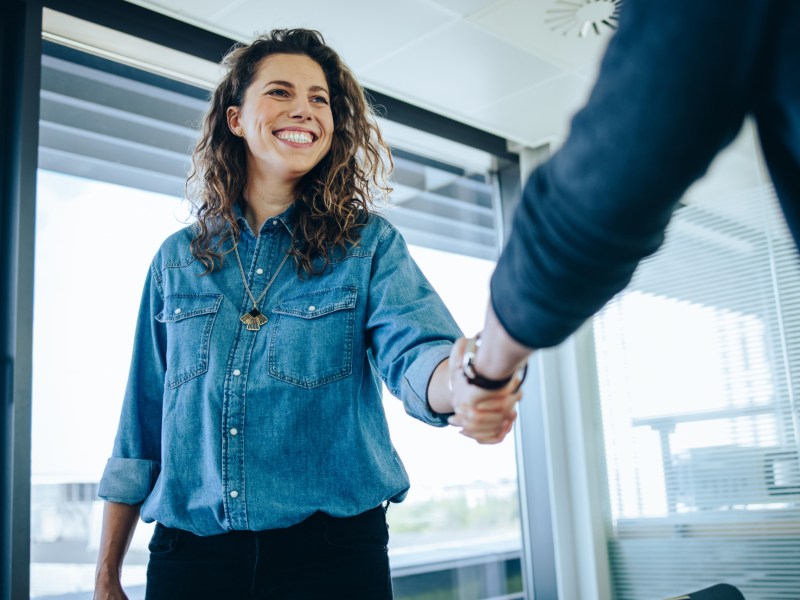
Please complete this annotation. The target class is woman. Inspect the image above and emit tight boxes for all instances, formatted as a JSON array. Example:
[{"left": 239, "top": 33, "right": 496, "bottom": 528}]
[{"left": 94, "top": 28, "right": 519, "bottom": 600}]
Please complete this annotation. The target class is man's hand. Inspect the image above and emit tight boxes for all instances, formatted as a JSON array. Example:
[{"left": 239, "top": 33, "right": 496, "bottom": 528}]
[{"left": 446, "top": 338, "right": 523, "bottom": 444}]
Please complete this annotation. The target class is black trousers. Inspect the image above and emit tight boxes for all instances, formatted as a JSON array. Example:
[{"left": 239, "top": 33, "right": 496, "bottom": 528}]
[{"left": 145, "top": 505, "right": 393, "bottom": 600}]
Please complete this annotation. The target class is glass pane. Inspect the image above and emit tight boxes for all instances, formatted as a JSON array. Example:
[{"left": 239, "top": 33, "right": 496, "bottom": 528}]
[
  {"left": 386, "top": 151, "right": 499, "bottom": 261},
  {"left": 591, "top": 128, "right": 800, "bottom": 598},
  {"left": 31, "top": 171, "right": 188, "bottom": 598},
  {"left": 386, "top": 245, "right": 524, "bottom": 600}
]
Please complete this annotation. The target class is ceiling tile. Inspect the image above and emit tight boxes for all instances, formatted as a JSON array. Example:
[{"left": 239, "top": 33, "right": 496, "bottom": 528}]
[
  {"left": 360, "top": 21, "right": 561, "bottom": 118},
  {"left": 470, "top": 0, "right": 615, "bottom": 70},
  {"left": 125, "top": 0, "right": 244, "bottom": 33},
  {"left": 425, "top": 0, "right": 501, "bottom": 17},
  {"left": 188, "top": 0, "right": 457, "bottom": 71},
  {"left": 466, "top": 73, "right": 592, "bottom": 147}
]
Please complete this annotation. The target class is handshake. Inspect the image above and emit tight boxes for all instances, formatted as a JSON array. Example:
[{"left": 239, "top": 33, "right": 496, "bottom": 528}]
[{"left": 445, "top": 336, "right": 527, "bottom": 445}]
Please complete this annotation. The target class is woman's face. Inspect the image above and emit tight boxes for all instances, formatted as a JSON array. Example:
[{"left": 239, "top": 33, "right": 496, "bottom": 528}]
[{"left": 227, "top": 53, "right": 334, "bottom": 187}]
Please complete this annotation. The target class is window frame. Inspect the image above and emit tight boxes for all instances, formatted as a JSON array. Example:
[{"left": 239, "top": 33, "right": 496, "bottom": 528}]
[{"left": 2, "top": 2, "right": 43, "bottom": 598}]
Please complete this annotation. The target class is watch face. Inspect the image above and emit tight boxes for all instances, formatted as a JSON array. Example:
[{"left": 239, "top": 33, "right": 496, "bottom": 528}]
[{"left": 461, "top": 336, "right": 480, "bottom": 377}]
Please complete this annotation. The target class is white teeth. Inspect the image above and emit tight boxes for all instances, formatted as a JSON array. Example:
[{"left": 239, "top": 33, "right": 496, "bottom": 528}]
[{"left": 275, "top": 131, "right": 313, "bottom": 144}]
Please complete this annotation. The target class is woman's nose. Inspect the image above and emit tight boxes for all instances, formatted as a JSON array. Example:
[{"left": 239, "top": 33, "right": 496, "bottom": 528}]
[{"left": 289, "top": 97, "right": 312, "bottom": 120}]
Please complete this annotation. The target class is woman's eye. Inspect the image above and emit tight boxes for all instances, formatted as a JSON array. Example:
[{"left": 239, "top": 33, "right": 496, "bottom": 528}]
[
  {"left": 311, "top": 96, "right": 329, "bottom": 105},
  {"left": 267, "top": 89, "right": 289, "bottom": 97}
]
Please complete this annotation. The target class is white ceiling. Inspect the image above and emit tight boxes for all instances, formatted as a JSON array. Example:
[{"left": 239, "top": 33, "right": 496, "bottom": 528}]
[{"left": 122, "top": 0, "right": 619, "bottom": 150}]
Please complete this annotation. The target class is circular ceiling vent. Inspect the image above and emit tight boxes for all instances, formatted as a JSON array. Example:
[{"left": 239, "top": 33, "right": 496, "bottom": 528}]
[{"left": 546, "top": 0, "right": 622, "bottom": 38}]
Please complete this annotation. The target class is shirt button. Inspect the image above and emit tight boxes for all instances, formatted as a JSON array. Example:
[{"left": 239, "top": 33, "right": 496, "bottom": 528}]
[
  {"left": 230, "top": 490, "right": 239, "bottom": 498},
  {"left": 230, "top": 428, "right": 238, "bottom": 436},
  {"left": 233, "top": 369, "right": 241, "bottom": 376},
  {"left": 256, "top": 268, "right": 264, "bottom": 275},
  {"left": 272, "top": 220, "right": 278, "bottom": 226},
  {"left": 308, "top": 305, "right": 316, "bottom": 312},
  {"left": 174, "top": 308, "right": 182, "bottom": 314}
]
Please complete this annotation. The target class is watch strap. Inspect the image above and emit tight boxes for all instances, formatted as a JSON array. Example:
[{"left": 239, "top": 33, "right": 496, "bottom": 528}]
[{"left": 461, "top": 335, "right": 527, "bottom": 391}]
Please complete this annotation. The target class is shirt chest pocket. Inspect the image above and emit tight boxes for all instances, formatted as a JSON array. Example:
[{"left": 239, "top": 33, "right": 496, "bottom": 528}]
[
  {"left": 268, "top": 287, "right": 357, "bottom": 388},
  {"left": 156, "top": 294, "right": 223, "bottom": 389}
]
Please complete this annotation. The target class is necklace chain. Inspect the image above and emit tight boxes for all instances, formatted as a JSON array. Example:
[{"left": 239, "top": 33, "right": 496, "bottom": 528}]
[{"left": 232, "top": 238, "right": 290, "bottom": 331}]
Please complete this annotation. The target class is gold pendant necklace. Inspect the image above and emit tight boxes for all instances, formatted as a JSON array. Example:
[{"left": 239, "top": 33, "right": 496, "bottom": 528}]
[{"left": 233, "top": 240, "right": 290, "bottom": 331}]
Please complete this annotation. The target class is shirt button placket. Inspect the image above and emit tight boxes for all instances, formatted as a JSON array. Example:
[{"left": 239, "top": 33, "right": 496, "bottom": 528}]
[
  {"left": 224, "top": 233, "right": 274, "bottom": 526},
  {"left": 226, "top": 365, "right": 246, "bottom": 517}
]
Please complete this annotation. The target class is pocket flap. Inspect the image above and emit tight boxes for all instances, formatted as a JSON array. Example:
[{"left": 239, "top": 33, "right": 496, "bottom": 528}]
[
  {"left": 272, "top": 287, "right": 357, "bottom": 319},
  {"left": 156, "top": 294, "right": 223, "bottom": 323}
]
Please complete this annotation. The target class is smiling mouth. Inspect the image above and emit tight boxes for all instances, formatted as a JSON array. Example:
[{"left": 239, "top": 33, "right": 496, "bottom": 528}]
[{"left": 274, "top": 130, "right": 316, "bottom": 144}]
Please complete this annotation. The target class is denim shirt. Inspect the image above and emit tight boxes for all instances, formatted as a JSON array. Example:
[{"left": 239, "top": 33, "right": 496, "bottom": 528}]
[{"left": 98, "top": 206, "right": 461, "bottom": 535}]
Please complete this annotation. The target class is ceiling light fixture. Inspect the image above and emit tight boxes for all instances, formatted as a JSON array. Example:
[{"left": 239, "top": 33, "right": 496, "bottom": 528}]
[{"left": 545, "top": 0, "right": 622, "bottom": 38}]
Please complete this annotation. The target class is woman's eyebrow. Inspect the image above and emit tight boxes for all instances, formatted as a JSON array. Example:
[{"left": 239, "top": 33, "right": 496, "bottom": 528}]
[
  {"left": 263, "top": 79, "right": 294, "bottom": 89},
  {"left": 262, "top": 80, "right": 329, "bottom": 95}
]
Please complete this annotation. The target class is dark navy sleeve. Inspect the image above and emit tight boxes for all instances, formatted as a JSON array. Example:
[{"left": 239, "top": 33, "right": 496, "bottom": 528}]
[{"left": 491, "top": 0, "right": 774, "bottom": 348}]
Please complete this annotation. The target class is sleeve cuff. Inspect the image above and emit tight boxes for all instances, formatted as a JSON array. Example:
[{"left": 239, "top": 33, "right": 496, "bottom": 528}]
[
  {"left": 401, "top": 343, "right": 453, "bottom": 427},
  {"left": 491, "top": 258, "right": 576, "bottom": 349},
  {"left": 97, "top": 457, "right": 160, "bottom": 505}
]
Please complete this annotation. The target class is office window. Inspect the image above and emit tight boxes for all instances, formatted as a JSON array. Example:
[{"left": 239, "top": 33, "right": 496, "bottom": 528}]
[
  {"left": 386, "top": 244, "right": 523, "bottom": 600},
  {"left": 31, "top": 172, "right": 188, "bottom": 598},
  {"left": 31, "top": 41, "right": 523, "bottom": 599},
  {"left": 591, "top": 133, "right": 800, "bottom": 599}
]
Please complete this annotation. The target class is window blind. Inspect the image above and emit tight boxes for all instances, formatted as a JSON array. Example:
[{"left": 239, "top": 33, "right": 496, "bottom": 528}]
[{"left": 592, "top": 183, "right": 800, "bottom": 599}]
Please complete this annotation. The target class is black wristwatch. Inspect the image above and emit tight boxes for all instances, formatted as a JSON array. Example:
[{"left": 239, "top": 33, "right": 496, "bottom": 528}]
[{"left": 461, "top": 334, "right": 527, "bottom": 391}]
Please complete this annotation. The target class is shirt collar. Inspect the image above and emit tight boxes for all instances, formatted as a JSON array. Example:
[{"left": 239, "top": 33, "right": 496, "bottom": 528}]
[{"left": 233, "top": 200, "right": 296, "bottom": 238}]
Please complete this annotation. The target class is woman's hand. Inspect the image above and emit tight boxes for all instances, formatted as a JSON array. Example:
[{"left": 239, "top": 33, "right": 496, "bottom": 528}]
[
  {"left": 446, "top": 338, "right": 523, "bottom": 444},
  {"left": 93, "top": 574, "right": 129, "bottom": 600}
]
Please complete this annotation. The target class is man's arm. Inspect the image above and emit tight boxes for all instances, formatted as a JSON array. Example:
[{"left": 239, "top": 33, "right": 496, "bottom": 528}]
[
  {"left": 449, "top": 2, "right": 777, "bottom": 426},
  {"left": 469, "top": 304, "right": 533, "bottom": 380},
  {"left": 491, "top": 0, "right": 774, "bottom": 349}
]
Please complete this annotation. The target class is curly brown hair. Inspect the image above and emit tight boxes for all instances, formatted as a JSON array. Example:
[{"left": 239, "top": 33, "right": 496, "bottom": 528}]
[{"left": 187, "top": 28, "right": 392, "bottom": 274}]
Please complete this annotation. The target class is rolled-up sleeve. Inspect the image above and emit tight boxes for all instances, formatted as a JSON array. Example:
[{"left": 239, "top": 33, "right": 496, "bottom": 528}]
[
  {"left": 98, "top": 458, "right": 160, "bottom": 504},
  {"left": 366, "top": 221, "right": 462, "bottom": 426},
  {"left": 98, "top": 260, "right": 166, "bottom": 504}
]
